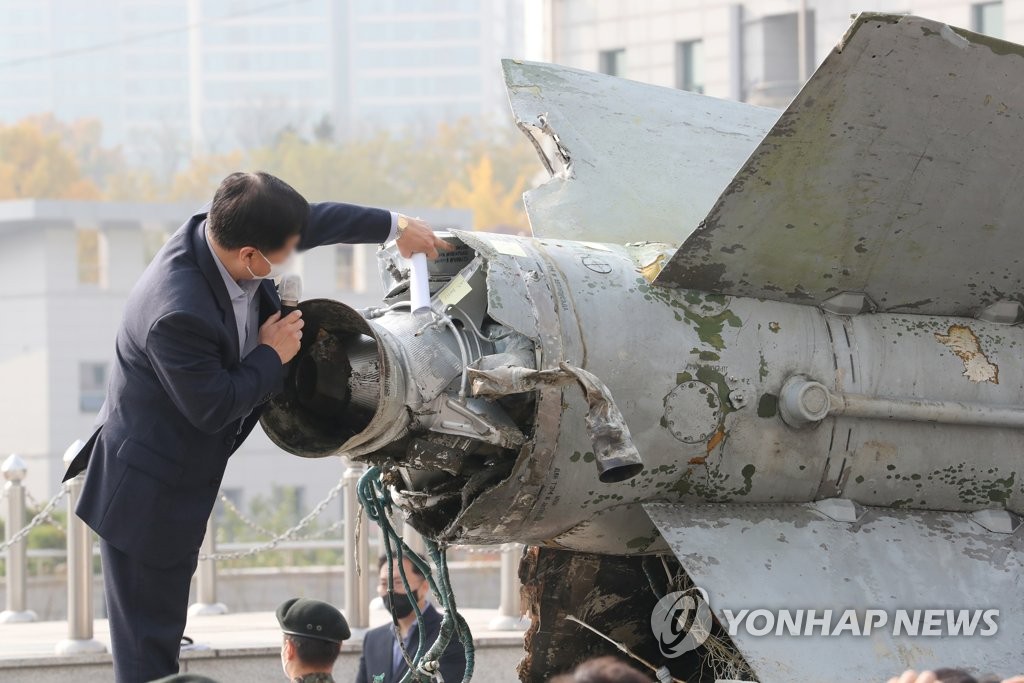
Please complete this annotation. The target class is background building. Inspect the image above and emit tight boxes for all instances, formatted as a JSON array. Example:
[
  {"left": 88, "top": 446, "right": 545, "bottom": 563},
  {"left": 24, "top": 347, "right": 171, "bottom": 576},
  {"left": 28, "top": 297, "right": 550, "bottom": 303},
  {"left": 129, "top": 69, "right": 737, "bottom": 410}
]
[
  {"left": 0, "top": 199, "right": 470, "bottom": 506},
  {"left": 542, "top": 0, "right": 1010, "bottom": 108},
  {"left": 0, "top": 0, "right": 526, "bottom": 171},
  {"left": 341, "top": 0, "right": 526, "bottom": 133}
]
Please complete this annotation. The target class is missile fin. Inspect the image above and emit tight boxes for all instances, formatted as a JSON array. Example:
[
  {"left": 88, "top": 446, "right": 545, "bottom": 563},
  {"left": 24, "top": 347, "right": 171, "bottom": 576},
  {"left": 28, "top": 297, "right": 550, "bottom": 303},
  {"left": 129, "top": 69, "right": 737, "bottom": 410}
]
[
  {"left": 655, "top": 13, "right": 1024, "bottom": 316},
  {"left": 502, "top": 59, "right": 778, "bottom": 244},
  {"left": 645, "top": 500, "right": 1024, "bottom": 682}
]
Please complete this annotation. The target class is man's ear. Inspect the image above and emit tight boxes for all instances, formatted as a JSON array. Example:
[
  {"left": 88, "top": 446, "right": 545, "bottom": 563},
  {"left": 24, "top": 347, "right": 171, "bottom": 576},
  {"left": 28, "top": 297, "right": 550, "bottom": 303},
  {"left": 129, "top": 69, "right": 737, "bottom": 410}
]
[
  {"left": 283, "top": 637, "right": 295, "bottom": 659},
  {"left": 238, "top": 246, "right": 257, "bottom": 261}
]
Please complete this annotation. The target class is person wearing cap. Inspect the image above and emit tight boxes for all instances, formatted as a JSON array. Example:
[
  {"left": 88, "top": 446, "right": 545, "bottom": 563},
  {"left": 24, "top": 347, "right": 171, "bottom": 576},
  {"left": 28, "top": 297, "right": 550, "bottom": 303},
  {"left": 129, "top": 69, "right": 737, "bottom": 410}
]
[{"left": 277, "top": 597, "right": 352, "bottom": 683}]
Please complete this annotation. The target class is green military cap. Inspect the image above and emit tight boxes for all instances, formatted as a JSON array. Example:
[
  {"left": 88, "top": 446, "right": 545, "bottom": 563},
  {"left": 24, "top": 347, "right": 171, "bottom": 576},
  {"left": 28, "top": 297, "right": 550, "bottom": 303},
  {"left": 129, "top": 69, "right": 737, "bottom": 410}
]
[
  {"left": 276, "top": 597, "right": 351, "bottom": 644},
  {"left": 148, "top": 675, "right": 220, "bottom": 682}
]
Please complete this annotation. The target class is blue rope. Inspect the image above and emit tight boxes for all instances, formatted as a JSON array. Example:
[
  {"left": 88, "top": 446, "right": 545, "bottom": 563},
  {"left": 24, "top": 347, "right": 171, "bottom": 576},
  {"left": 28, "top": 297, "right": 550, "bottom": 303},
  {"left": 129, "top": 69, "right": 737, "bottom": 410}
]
[{"left": 357, "top": 466, "right": 476, "bottom": 682}]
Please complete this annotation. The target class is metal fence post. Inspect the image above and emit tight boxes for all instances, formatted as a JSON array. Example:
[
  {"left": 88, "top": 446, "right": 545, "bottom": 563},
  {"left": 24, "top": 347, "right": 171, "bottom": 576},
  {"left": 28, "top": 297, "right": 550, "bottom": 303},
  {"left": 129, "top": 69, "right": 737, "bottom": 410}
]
[
  {"left": 56, "top": 440, "right": 105, "bottom": 655},
  {"left": 343, "top": 458, "right": 370, "bottom": 629},
  {"left": 188, "top": 514, "right": 228, "bottom": 616},
  {"left": 489, "top": 543, "right": 529, "bottom": 630},
  {"left": 0, "top": 454, "right": 36, "bottom": 623}
]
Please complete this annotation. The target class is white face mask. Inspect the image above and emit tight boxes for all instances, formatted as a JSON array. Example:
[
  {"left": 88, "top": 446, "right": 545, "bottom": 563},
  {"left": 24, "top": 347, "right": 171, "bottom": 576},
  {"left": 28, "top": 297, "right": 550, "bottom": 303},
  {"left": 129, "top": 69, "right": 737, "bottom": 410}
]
[{"left": 247, "top": 249, "right": 293, "bottom": 280}]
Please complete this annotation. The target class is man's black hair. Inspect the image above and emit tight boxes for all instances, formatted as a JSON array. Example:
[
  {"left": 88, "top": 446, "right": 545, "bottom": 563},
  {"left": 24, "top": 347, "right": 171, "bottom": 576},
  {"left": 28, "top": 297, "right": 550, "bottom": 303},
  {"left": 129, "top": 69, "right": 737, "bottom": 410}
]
[
  {"left": 207, "top": 171, "right": 309, "bottom": 252},
  {"left": 284, "top": 634, "right": 341, "bottom": 669},
  {"left": 377, "top": 553, "right": 425, "bottom": 577}
]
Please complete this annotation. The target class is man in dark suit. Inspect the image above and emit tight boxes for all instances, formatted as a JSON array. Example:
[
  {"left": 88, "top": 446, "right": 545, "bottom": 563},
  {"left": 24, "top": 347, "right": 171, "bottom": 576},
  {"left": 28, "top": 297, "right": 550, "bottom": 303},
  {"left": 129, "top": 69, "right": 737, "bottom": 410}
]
[
  {"left": 357, "top": 556, "right": 467, "bottom": 683},
  {"left": 62, "top": 171, "right": 451, "bottom": 683}
]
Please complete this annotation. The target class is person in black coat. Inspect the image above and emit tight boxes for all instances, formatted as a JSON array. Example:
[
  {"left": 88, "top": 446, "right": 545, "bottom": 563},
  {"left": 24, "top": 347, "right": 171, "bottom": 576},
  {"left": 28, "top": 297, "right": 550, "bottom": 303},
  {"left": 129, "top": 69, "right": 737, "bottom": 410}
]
[
  {"left": 357, "top": 556, "right": 467, "bottom": 683},
  {"left": 62, "top": 171, "right": 451, "bottom": 683}
]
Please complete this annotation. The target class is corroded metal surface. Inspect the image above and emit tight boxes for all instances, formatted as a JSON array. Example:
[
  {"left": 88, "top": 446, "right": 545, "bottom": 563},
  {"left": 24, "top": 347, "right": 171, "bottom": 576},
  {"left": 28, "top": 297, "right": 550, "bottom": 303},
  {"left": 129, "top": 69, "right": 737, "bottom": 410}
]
[
  {"left": 502, "top": 59, "right": 779, "bottom": 244},
  {"left": 467, "top": 361, "right": 643, "bottom": 483},
  {"left": 518, "top": 547, "right": 742, "bottom": 682},
  {"left": 655, "top": 13, "right": 1024, "bottom": 316},
  {"left": 934, "top": 323, "right": 999, "bottom": 383},
  {"left": 446, "top": 234, "right": 1024, "bottom": 550},
  {"left": 646, "top": 501, "right": 1024, "bottom": 681}
]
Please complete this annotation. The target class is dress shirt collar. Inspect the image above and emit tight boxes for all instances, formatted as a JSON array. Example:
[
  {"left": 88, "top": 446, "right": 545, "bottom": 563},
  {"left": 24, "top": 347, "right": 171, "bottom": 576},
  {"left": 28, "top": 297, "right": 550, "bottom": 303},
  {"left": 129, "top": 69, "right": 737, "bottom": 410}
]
[{"left": 204, "top": 223, "right": 258, "bottom": 299}]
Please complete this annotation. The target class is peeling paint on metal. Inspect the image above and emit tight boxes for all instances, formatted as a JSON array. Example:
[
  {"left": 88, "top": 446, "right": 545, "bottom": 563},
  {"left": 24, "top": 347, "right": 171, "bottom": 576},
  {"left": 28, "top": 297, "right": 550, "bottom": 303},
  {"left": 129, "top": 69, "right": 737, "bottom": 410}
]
[
  {"left": 933, "top": 324, "right": 999, "bottom": 384},
  {"left": 640, "top": 252, "right": 666, "bottom": 283},
  {"left": 635, "top": 280, "right": 742, "bottom": 350},
  {"left": 706, "top": 427, "right": 726, "bottom": 453},
  {"left": 757, "top": 393, "right": 779, "bottom": 418}
]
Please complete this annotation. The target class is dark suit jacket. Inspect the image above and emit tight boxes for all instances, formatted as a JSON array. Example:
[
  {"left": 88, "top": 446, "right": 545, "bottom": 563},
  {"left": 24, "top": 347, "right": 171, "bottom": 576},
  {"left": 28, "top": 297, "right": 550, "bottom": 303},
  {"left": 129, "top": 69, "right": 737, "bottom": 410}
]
[
  {"left": 63, "top": 201, "right": 390, "bottom": 568},
  {"left": 357, "top": 603, "right": 468, "bottom": 683}
]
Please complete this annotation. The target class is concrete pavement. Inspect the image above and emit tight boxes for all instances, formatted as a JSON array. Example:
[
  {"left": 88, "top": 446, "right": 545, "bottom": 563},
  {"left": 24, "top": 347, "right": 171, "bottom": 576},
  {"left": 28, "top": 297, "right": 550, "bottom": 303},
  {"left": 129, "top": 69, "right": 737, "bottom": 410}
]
[{"left": 0, "top": 606, "right": 527, "bottom": 682}]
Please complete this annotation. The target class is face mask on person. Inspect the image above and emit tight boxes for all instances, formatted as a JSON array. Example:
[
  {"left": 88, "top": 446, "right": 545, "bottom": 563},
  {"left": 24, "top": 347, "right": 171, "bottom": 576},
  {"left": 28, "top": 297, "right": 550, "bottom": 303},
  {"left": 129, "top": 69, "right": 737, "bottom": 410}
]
[
  {"left": 382, "top": 587, "right": 420, "bottom": 618},
  {"left": 246, "top": 249, "right": 293, "bottom": 280}
]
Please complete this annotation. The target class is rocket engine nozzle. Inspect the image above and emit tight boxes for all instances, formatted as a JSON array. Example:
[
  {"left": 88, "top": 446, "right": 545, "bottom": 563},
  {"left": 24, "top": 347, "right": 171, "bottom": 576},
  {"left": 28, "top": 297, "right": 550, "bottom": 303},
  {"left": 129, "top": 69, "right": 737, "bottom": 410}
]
[{"left": 261, "top": 298, "right": 409, "bottom": 458}]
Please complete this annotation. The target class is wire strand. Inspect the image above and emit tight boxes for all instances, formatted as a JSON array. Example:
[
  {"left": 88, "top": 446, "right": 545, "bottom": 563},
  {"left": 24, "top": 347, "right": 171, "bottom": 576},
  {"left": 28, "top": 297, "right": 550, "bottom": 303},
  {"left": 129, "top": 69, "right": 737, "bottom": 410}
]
[{"left": 358, "top": 466, "right": 476, "bottom": 682}]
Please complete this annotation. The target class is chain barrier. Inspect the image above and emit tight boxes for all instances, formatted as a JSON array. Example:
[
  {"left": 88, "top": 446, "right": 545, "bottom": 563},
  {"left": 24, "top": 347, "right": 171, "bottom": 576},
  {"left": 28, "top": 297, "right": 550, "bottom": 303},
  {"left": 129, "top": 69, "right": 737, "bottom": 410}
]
[
  {"left": 216, "top": 491, "right": 348, "bottom": 543},
  {"left": 25, "top": 490, "right": 66, "bottom": 532},
  {"left": 1, "top": 479, "right": 498, "bottom": 562},
  {"left": 0, "top": 486, "right": 68, "bottom": 553},
  {"left": 0, "top": 474, "right": 348, "bottom": 566},
  {"left": 217, "top": 493, "right": 279, "bottom": 538},
  {"left": 301, "top": 518, "right": 344, "bottom": 540},
  {"left": 199, "top": 477, "right": 345, "bottom": 561},
  {"left": 218, "top": 490, "right": 497, "bottom": 551}
]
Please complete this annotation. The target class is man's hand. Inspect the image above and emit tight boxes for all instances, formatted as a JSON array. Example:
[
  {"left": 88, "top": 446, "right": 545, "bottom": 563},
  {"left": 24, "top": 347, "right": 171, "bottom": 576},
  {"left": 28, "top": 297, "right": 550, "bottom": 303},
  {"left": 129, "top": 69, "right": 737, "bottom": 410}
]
[
  {"left": 396, "top": 215, "right": 454, "bottom": 259},
  {"left": 259, "top": 310, "right": 303, "bottom": 364}
]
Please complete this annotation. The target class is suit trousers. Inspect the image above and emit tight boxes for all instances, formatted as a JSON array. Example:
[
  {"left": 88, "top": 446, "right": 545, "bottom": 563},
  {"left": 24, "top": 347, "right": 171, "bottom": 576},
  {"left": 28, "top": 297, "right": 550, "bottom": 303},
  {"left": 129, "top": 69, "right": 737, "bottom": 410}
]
[{"left": 100, "top": 539, "right": 199, "bottom": 683}]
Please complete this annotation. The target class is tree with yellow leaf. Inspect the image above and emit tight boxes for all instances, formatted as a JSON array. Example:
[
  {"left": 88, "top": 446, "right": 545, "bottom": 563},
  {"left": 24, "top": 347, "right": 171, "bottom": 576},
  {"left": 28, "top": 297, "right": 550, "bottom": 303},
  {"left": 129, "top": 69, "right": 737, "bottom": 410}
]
[
  {"left": 442, "top": 154, "right": 529, "bottom": 232},
  {"left": 0, "top": 111, "right": 543, "bottom": 218},
  {"left": 0, "top": 119, "right": 101, "bottom": 199},
  {"left": 166, "top": 150, "right": 244, "bottom": 202}
]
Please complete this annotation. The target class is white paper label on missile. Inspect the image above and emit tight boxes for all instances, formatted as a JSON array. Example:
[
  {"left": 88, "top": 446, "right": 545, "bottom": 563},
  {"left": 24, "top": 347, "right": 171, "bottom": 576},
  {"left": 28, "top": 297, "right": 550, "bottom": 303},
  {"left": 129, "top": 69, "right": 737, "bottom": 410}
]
[
  {"left": 438, "top": 273, "right": 473, "bottom": 306},
  {"left": 408, "top": 252, "right": 431, "bottom": 312}
]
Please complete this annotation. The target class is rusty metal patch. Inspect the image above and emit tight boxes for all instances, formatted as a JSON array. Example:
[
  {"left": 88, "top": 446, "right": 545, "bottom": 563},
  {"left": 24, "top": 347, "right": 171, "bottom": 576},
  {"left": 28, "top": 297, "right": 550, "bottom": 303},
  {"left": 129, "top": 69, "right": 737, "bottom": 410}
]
[{"left": 933, "top": 323, "right": 999, "bottom": 384}]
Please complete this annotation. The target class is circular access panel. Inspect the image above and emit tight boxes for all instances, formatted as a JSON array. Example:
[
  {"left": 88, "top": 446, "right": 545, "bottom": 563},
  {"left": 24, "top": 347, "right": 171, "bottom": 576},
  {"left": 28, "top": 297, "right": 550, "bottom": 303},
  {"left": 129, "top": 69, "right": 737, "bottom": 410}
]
[{"left": 663, "top": 381, "right": 722, "bottom": 444}]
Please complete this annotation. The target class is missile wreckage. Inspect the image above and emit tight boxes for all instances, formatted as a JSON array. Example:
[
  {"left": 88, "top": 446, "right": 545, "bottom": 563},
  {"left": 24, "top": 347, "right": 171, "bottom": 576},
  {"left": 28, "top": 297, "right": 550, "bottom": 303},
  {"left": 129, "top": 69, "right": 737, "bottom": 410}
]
[{"left": 262, "top": 13, "right": 1024, "bottom": 682}]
